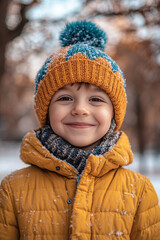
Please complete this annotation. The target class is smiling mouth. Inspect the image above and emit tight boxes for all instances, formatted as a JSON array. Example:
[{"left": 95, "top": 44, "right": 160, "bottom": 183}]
[{"left": 65, "top": 122, "right": 94, "bottom": 129}]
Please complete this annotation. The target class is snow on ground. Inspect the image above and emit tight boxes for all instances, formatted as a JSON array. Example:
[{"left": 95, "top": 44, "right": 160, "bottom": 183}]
[{"left": 0, "top": 142, "right": 160, "bottom": 202}]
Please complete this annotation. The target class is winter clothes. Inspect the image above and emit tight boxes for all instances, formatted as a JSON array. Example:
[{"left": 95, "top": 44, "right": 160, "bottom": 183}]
[
  {"left": 35, "top": 120, "right": 119, "bottom": 174},
  {"left": 0, "top": 130, "right": 160, "bottom": 240}
]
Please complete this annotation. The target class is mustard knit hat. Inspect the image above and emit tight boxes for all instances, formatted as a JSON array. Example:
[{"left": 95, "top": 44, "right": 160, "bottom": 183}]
[{"left": 34, "top": 20, "right": 127, "bottom": 130}]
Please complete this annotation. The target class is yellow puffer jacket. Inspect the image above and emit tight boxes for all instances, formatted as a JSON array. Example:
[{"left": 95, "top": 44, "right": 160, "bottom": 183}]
[{"left": 0, "top": 131, "right": 160, "bottom": 240}]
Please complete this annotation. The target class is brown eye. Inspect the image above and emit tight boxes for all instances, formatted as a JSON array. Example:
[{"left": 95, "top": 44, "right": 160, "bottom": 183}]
[
  {"left": 90, "top": 97, "right": 103, "bottom": 102},
  {"left": 57, "top": 96, "right": 72, "bottom": 101}
]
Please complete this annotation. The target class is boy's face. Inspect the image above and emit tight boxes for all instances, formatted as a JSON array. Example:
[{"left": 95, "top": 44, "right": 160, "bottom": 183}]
[{"left": 49, "top": 83, "right": 113, "bottom": 150}]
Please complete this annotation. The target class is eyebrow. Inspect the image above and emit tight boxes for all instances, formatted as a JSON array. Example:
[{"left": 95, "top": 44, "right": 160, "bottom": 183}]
[{"left": 90, "top": 86, "right": 105, "bottom": 92}]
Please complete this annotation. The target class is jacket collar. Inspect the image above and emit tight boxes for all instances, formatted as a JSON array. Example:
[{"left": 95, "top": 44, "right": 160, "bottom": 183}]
[{"left": 20, "top": 130, "right": 133, "bottom": 178}]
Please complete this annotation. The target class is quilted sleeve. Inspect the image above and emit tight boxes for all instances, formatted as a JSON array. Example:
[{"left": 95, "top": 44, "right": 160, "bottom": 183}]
[
  {"left": 0, "top": 178, "right": 19, "bottom": 240},
  {"left": 130, "top": 177, "right": 160, "bottom": 240}
]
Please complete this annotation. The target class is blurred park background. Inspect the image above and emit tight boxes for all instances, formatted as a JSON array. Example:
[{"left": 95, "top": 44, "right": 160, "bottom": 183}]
[{"left": 0, "top": 0, "right": 160, "bottom": 198}]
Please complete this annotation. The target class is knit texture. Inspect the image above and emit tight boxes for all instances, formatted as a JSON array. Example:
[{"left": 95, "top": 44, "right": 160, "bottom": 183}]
[
  {"left": 34, "top": 20, "right": 127, "bottom": 130},
  {"left": 59, "top": 20, "right": 107, "bottom": 51},
  {"left": 36, "top": 120, "right": 120, "bottom": 174}
]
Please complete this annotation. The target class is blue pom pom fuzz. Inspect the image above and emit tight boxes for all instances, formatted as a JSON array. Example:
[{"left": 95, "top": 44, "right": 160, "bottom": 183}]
[{"left": 59, "top": 20, "right": 107, "bottom": 51}]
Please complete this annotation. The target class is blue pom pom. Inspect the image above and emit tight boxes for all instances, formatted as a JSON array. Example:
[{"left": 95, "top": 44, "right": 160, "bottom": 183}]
[{"left": 59, "top": 20, "right": 107, "bottom": 51}]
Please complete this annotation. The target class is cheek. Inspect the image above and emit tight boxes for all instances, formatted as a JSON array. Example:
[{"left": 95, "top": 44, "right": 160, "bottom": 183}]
[
  {"left": 49, "top": 106, "right": 67, "bottom": 126},
  {"left": 95, "top": 108, "right": 113, "bottom": 125},
  {"left": 49, "top": 106, "right": 59, "bottom": 126}
]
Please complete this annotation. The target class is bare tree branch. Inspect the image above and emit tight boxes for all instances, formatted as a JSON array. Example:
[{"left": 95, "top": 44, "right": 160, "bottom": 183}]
[
  {"left": 82, "top": 0, "right": 160, "bottom": 26},
  {"left": 7, "top": 0, "right": 41, "bottom": 42},
  {"left": 0, "top": 0, "right": 41, "bottom": 86}
]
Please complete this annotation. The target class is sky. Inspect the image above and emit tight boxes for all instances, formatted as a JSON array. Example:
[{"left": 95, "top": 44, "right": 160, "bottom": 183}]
[{"left": 27, "top": 0, "right": 83, "bottom": 20}]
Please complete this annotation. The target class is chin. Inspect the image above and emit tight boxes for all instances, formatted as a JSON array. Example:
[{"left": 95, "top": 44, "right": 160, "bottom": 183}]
[{"left": 71, "top": 143, "right": 88, "bottom": 148}]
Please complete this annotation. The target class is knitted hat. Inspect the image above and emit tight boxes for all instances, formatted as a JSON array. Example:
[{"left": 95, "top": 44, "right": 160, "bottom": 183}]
[{"left": 34, "top": 20, "right": 127, "bottom": 131}]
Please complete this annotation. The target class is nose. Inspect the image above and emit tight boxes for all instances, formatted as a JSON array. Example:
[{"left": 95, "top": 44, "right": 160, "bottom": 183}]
[{"left": 71, "top": 101, "right": 89, "bottom": 116}]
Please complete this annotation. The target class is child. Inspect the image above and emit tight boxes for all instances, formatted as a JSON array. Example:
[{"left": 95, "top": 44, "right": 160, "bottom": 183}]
[{"left": 0, "top": 20, "right": 160, "bottom": 240}]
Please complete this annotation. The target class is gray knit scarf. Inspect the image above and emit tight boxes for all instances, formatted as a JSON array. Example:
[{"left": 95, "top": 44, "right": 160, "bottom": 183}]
[{"left": 36, "top": 120, "right": 120, "bottom": 174}]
